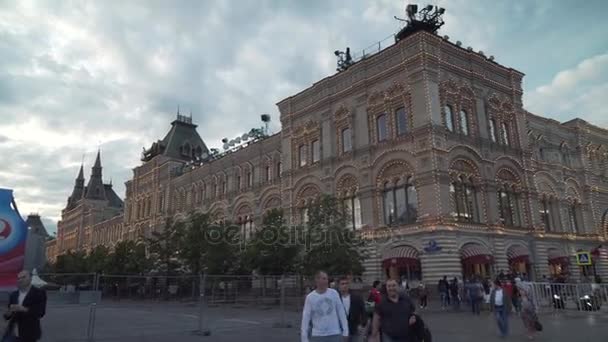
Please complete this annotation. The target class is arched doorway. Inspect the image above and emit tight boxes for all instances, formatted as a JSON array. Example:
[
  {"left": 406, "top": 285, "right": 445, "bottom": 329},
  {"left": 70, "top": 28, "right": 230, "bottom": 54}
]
[
  {"left": 506, "top": 244, "right": 531, "bottom": 277},
  {"left": 461, "top": 243, "right": 494, "bottom": 279},
  {"left": 382, "top": 245, "right": 421, "bottom": 282},
  {"left": 547, "top": 248, "right": 569, "bottom": 280}
]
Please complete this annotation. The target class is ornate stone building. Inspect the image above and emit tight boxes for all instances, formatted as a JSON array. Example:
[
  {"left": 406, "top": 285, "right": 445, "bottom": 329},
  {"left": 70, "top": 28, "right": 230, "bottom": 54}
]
[{"left": 49, "top": 26, "right": 608, "bottom": 283}]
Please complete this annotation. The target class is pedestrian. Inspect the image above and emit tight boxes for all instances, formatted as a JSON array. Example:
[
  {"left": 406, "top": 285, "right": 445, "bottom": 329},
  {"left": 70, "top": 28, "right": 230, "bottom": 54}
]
[
  {"left": 370, "top": 279, "right": 417, "bottom": 342},
  {"left": 490, "top": 279, "right": 512, "bottom": 338},
  {"left": 450, "top": 277, "right": 460, "bottom": 311},
  {"left": 511, "top": 278, "right": 521, "bottom": 314},
  {"left": 468, "top": 277, "right": 483, "bottom": 315},
  {"left": 301, "top": 271, "right": 349, "bottom": 342},
  {"left": 517, "top": 282, "right": 539, "bottom": 340},
  {"left": 337, "top": 276, "right": 367, "bottom": 342},
  {"left": 3, "top": 270, "right": 47, "bottom": 342},
  {"left": 437, "top": 276, "right": 449, "bottom": 309},
  {"left": 418, "top": 283, "right": 428, "bottom": 309},
  {"left": 368, "top": 281, "right": 382, "bottom": 305}
]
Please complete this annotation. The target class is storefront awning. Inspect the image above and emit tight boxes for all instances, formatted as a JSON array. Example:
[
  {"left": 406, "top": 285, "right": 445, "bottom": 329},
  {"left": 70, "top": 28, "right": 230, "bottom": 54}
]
[
  {"left": 507, "top": 245, "right": 530, "bottom": 264},
  {"left": 461, "top": 243, "right": 494, "bottom": 265},
  {"left": 382, "top": 245, "right": 419, "bottom": 268},
  {"left": 547, "top": 249, "right": 569, "bottom": 265}
]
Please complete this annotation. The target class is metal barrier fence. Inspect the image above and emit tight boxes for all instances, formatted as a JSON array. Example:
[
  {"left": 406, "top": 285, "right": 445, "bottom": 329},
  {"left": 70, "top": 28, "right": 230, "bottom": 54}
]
[{"left": 527, "top": 282, "right": 608, "bottom": 313}]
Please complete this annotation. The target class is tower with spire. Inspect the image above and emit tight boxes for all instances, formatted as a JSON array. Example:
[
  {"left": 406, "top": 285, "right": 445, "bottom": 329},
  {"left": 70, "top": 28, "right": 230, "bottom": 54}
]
[
  {"left": 67, "top": 164, "right": 85, "bottom": 208},
  {"left": 85, "top": 150, "right": 107, "bottom": 200}
]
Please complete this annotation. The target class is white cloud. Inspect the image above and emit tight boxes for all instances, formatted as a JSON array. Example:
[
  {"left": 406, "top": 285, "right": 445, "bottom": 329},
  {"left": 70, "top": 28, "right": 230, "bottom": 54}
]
[{"left": 525, "top": 53, "right": 608, "bottom": 127}]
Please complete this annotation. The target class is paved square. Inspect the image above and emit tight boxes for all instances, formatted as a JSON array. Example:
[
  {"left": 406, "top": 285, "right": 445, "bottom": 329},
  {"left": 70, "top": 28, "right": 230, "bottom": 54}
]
[{"left": 19, "top": 301, "right": 607, "bottom": 341}]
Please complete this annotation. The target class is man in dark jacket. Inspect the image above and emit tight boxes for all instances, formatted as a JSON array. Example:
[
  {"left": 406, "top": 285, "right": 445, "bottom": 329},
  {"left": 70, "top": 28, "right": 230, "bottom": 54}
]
[
  {"left": 4, "top": 270, "right": 47, "bottom": 342},
  {"left": 338, "top": 276, "right": 367, "bottom": 342}
]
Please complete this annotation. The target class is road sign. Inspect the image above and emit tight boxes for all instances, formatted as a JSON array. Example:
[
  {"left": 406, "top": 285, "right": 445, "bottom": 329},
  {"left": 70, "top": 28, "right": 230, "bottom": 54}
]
[{"left": 576, "top": 251, "right": 592, "bottom": 266}]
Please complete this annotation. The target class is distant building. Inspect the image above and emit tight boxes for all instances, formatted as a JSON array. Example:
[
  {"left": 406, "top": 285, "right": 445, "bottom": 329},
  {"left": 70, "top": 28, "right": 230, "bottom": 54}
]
[
  {"left": 47, "top": 12, "right": 608, "bottom": 283},
  {"left": 24, "top": 214, "right": 50, "bottom": 271}
]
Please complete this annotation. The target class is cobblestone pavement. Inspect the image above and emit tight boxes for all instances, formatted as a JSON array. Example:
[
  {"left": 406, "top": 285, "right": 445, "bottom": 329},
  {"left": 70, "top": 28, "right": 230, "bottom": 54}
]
[{"left": 24, "top": 302, "right": 608, "bottom": 341}]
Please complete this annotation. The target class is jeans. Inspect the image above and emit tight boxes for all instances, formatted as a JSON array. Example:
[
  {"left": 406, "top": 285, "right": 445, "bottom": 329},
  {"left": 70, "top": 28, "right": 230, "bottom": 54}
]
[
  {"left": 419, "top": 295, "right": 428, "bottom": 308},
  {"left": 471, "top": 298, "right": 481, "bottom": 315},
  {"left": 440, "top": 292, "right": 449, "bottom": 307},
  {"left": 310, "top": 335, "right": 342, "bottom": 342},
  {"left": 494, "top": 305, "right": 509, "bottom": 337}
]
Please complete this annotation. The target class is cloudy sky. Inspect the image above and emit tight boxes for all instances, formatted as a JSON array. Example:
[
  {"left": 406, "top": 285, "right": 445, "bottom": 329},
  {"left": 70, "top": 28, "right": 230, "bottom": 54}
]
[{"left": 0, "top": 0, "right": 606, "bottom": 234}]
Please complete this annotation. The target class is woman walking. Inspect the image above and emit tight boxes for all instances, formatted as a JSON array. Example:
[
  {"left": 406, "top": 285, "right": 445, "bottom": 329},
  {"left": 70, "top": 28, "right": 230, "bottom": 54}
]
[{"left": 518, "top": 282, "right": 539, "bottom": 340}]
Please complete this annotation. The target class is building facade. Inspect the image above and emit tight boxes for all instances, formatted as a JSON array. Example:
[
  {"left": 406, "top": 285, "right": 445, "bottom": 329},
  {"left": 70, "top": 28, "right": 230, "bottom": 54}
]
[{"left": 49, "top": 29, "right": 608, "bottom": 283}]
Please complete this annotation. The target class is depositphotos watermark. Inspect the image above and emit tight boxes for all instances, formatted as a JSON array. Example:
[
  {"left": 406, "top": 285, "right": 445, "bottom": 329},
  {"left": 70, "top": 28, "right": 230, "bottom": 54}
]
[{"left": 201, "top": 225, "right": 397, "bottom": 247}]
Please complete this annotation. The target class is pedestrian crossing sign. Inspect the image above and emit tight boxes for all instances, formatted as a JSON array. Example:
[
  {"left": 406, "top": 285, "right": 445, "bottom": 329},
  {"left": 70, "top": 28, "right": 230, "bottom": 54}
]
[{"left": 576, "top": 251, "right": 592, "bottom": 265}]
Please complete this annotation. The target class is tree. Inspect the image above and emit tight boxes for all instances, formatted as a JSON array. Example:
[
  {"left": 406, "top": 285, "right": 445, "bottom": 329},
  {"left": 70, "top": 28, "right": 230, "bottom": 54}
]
[
  {"left": 301, "top": 194, "right": 366, "bottom": 276},
  {"left": 201, "top": 221, "right": 242, "bottom": 274},
  {"left": 244, "top": 209, "right": 301, "bottom": 275},
  {"left": 107, "top": 240, "right": 150, "bottom": 274},
  {"left": 146, "top": 218, "right": 183, "bottom": 276},
  {"left": 87, "top": 245, "right": 110, "bottom": 274},
  {"left": 179, "top": 212, "right": 212, "bottom": 275}
]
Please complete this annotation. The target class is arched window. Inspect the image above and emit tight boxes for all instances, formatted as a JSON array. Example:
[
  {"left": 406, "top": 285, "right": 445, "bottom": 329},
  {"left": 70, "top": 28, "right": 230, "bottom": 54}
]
[
  {"left": 265, "top": 166, "right": 271, "bottom": 182},
  {"left": 382, "top": 177, "right": 417, "bottom": 226},
  {"left": 276, "top": 162, "right": 282, "bottom": 178},
  {"left": 236, "top": 175, "right": 241, "bottom": 190},
  {"left": 377, "top": 114, "right": 388, "bottom": 142},
  {"left": 451, "top": 176, "right": 479, "bottom": 222},
  {"left": 459, "top": 109, "right": 469, "bottom": 136},
  {"left": 444, "top": 105, "right": 454, "bottom": 132}
]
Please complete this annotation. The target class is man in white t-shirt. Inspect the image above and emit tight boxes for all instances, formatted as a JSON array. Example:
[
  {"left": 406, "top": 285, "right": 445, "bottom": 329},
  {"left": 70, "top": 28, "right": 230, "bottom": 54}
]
[{"left": 301, "top": 271, "right": 349, "bottom": 342}]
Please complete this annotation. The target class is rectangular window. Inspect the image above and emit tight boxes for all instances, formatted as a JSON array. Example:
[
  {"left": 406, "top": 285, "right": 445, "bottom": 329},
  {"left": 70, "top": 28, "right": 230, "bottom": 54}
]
[
  {"left": 540, "top": 199, "right": 551, "bottom": 231},
  {"left": 460, "top": 110, "right": 469, "bottom": 136},
  {"left": 383, "top": 190, "right": 395, "bottom": 225},
  {"left": 489, "top": 119, "right": 497, "bottom": 142},
  {"left": 395, "top": 107, "right": 407, "bottom": 136},
  {"left": 501, "top": 122, "right": 510, "bottom": 146},
  {"left": 311, "top": 139, "right": 320, "bottom": 163},
  {"left": 353, "top": 197, "right": 362, "bottom": 229},
  {"left": 342, "top": 128, "right": 352, "bottom": 153},
  {"left": 299, "top": 145, "right": 307, "bottom": 167},
  {"left": 395, "top": 187, "right": 407, "bottom": 224},
  {"left": 377, "top": 114, "right": 388, "bottom": 142}
]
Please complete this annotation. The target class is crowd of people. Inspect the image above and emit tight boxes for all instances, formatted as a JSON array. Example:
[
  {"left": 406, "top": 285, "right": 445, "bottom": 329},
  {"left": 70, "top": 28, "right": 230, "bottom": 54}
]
[{"left": 301, "top": 270, "right": 544, "bottom": 341}]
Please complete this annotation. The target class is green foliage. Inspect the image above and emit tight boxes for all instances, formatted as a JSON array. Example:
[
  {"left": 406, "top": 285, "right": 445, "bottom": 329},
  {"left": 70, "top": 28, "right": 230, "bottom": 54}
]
[
  {"left": 106, "top": 240, "right": 150, "bottom": 274},
  {"left": 146, "top": 218, "right": 184, "bottom": 275},
  {"left": 201, "top": 221, "right": 243, "bottom": 274},
  {"left": 301, "top": 194, "right": 366, "bottom": 277},
  {"left": 86, "top": 245, "right": 110, "bottom": 273},
  {"left": 244, "top": 209, "right": 301, "bottom": 275}
]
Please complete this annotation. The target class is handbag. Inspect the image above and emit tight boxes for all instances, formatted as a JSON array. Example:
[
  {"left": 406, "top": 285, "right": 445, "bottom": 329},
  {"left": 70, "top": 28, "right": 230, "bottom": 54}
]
[{"left": 534, "top": 320, "right": 543, "bottom": 332}]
